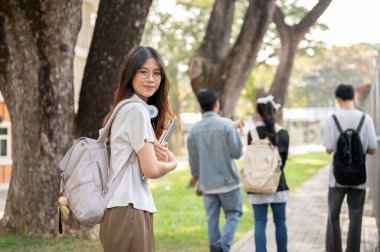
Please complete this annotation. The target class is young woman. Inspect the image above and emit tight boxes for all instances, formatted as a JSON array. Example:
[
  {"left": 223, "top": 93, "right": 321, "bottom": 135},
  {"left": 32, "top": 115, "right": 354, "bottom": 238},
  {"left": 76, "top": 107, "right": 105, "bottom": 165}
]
[
  {"left": 247, "top": 95, "right": 290, "bottom": 252},
  {"left": 99, "top": 46, "right": 177, "bottom": 252}
]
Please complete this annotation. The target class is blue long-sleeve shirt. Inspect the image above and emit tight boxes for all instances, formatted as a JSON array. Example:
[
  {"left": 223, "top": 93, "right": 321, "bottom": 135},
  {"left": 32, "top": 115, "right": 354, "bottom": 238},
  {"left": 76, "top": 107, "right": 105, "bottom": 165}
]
[{"left": 187, "top": 112, "right": 243, "bottom": 191}]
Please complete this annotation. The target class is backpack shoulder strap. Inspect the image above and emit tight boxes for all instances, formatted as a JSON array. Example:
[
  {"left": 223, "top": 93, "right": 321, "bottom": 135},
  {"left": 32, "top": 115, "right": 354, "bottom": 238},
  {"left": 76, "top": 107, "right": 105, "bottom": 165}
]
[
  {"left": 332, "top": 114, "right": 343, "bottom": 134},
  {"left": 249, "top": 127, "right": 260, "bottom": 143},
  {"left": 97, "top": 98, "right": 138, "bottom": 143},
  {"left": 356, "top": 113, "right": 366, "bottom": 133},
  {"left": 105, "top": 151, "right": 135, "bottom": 200}
]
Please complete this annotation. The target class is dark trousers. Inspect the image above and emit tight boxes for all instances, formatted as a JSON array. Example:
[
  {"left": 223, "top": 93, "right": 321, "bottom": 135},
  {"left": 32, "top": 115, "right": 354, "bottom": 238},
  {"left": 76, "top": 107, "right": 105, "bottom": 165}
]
[{"left": 326, "top": 187, "right": 366, "bottom": 252}]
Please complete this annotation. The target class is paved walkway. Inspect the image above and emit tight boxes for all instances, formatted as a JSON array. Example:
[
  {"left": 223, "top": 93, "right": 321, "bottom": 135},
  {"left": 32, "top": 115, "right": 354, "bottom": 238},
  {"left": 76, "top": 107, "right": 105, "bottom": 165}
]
[{"left": 231, "top": 165, "right": 379, "bottom": 252}]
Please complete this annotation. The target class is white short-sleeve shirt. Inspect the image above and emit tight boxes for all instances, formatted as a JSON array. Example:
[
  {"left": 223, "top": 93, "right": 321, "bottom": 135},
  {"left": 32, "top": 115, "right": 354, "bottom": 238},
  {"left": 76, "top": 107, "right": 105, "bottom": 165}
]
[
  {"left": 107, "top": 97, "right": 157, "bottom": 213},
  {"left": 322, "top": 108, "right": 378, "bottom": 189}
]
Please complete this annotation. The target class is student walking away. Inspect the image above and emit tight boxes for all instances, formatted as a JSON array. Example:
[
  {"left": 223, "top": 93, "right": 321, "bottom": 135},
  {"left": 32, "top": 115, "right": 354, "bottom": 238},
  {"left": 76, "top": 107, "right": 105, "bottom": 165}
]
[
  {"left": 99, "top": 46, "right": 178, "bottom": 252},
  {"left": 244, "top": 95, "right": 290, "bottom": 252},
  {"left": 322, "top": 83, "right": 377, "bottom": 252},
  {"left": 187, "top": 89, "right": 243, "bottom": 252}
]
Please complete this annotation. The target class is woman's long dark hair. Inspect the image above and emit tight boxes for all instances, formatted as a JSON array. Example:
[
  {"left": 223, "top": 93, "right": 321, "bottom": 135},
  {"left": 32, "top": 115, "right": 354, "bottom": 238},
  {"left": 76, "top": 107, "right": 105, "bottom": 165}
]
[
  {"left": 256, "top": 102, "right": 277, "bottom": 145},
  {"left": 103, "top": 45, "right": 174, "bottom": 138}
]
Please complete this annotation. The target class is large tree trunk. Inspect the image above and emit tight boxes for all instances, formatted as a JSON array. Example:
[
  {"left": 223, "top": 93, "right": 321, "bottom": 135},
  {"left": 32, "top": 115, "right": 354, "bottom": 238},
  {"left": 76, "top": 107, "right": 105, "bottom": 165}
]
[
  {"left": 0, "top": 1, "right": 81, "bottom": 235},
  {"left": 269, "top": 39, "right": 298, "bottom": 107},
  {"left": 75, "top": 0, "right": 153, "bottom": 138},
  {"left": 269, "top": 0, "right": 332, "bottom": 113},
  {"left": 189, "top": 0, "right": 276, "bottom": 118}
]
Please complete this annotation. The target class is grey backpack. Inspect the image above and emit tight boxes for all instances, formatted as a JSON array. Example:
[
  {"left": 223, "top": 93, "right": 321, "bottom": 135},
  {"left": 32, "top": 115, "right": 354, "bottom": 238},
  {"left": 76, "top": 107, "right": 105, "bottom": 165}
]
[{"left": 58, "top": 98, "right": 137, "bottom": 231}]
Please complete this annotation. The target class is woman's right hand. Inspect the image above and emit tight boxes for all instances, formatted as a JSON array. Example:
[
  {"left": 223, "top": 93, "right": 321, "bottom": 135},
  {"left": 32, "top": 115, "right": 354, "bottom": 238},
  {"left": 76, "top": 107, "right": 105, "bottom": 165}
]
[
  {"left": 154, "top": 142, "right": 169, "bottom": 162},
  {"left": 138, "top": 142, "right": 177, "bottom": 179}
]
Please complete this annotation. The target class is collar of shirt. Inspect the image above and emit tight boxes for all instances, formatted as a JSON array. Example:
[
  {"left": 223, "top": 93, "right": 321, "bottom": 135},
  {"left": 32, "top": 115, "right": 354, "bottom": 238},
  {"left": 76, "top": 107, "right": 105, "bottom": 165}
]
[
  {"left": 130, "top": 94, "right": 158, "bottom": 119},
  {"left": 202, "top": 111, "right": 219, "bottom": 118},
  {"left": 130, "top": 94, "right": 149, "bottom": 107}
]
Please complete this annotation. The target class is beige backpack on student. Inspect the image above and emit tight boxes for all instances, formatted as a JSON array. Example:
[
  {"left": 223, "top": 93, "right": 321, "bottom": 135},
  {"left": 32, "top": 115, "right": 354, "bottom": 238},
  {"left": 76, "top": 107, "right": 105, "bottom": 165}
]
[{"left": 241, "top": 127, "right": 282, "bottom": 194}]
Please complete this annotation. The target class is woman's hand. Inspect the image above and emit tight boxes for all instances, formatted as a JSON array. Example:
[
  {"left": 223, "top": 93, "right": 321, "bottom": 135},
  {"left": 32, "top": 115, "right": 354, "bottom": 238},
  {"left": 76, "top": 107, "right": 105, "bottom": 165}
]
[
  {"left": 154, "top": 142, "right": 169, "bottom": 162},
  {"left": 138, "top": 141, "right": 177, "bottom": 179}
]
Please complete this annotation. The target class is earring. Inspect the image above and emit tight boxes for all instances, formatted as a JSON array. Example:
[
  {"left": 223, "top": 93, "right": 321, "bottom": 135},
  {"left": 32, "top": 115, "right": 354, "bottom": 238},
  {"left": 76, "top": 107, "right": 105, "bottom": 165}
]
[{"left": 148, "top": 105, "right": 158, "bottom": 119}]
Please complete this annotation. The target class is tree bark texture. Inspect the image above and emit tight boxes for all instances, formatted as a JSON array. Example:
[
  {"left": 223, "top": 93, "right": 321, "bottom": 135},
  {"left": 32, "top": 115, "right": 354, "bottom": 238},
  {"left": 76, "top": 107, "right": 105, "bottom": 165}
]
[
  {"left": 0, "top": 1, "right": 81, "bottom": 235},
  {"left": 269, "top": 0, "right": 332, "bottom": 109},
  {"left": 75, "top": 0, "right": 153, "bottom": 138},
  {"left": 188, "top": 0, "right": 276, "bottom": 118}
]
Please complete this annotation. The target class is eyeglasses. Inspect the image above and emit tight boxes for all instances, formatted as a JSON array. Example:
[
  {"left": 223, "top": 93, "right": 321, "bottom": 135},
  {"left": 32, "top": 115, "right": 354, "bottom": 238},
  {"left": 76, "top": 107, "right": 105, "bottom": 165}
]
[{"left": 137, "top": 69, "right": 162, "bottom": 81}]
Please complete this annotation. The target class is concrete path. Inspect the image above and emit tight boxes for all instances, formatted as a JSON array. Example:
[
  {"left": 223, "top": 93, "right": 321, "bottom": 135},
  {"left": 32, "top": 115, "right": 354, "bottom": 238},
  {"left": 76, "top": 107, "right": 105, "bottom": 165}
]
[{"left": 231, "top": 165, "right": 378, "bottom": 252}]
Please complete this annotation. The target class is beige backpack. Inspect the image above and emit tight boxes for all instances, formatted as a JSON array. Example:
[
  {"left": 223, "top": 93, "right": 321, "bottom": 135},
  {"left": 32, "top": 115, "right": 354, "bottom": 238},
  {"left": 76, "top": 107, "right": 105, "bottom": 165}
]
[{"left": 241, "top": 126, "right": 282, "bottom": 194}]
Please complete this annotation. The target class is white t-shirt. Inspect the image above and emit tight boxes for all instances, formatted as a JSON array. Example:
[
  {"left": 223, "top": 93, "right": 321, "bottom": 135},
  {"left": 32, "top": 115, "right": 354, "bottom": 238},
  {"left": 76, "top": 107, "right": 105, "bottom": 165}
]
[
  {"left": 202, "top": 184, "right": 242, "bottom": 195},
  {"left": 107, "top": 98, "right": 157, "bottom": 213},
  {"left": 247, "top": 190, "right": 289, "bottom": 205},
  {"left": 322, "top": 108, "right": 377, "bottom": 189}
]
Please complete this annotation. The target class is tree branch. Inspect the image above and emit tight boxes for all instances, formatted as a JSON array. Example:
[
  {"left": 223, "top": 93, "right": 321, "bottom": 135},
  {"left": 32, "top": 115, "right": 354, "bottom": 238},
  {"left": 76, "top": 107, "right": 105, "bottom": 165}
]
[
  {"left": 272, "top": 5, "right": 289, "bottom": 42},
  {"left": 295, "top": 0, "right": 332, "bottom": 37},
  {"left": 226, "top": 0, "right": 276, "bottom": 80},
  {"left": 199, "top": 0, "right": 235, "bottom": 62}
]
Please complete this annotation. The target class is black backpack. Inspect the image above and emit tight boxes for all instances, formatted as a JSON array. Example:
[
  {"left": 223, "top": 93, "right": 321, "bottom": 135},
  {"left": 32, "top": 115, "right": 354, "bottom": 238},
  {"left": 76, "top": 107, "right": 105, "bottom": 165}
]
[{"left": 332, "top": 113, "right": 366, "bottom": 185}]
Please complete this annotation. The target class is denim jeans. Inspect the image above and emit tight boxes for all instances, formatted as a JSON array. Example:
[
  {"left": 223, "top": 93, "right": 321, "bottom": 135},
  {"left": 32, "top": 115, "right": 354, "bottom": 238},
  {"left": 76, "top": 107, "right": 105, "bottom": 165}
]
[
  {"left": 326, "top": 187, "right": 365, "bottom": 252},
  {"left": 203, "top": 188, "right": 243, "bottom": 252},
  {"left": 253, "top": 202, "right": 287, "bottom": 252}
]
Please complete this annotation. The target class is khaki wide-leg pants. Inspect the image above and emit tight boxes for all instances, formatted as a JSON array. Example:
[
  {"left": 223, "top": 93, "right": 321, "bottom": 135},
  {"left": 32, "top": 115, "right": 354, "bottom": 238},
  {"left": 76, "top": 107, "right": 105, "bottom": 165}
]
[{"left": 100, "top": 205, "right": 155, "bottom": 252}]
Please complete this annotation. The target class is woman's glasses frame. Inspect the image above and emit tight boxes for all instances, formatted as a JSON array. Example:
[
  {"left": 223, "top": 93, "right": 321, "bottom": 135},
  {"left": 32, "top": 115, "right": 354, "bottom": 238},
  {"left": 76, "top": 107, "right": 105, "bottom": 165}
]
[{"left": 137, "top": 68, "right": 163, "bottom": 81}]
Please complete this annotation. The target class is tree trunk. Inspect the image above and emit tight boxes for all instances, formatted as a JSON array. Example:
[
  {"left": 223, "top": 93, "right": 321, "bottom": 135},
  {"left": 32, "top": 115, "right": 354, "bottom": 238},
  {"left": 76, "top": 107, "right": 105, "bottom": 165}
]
[
  {"left": 269, "top": 40, "right": 298, "bottom": 107},
  {"left": 269, "top": 0, "right": 332, "bottom": 114},
  {"left": 189, "top": 0, "right": 276, "bottom": 118},
  {"left": 0, "top": 1, "right": 81, "bottom": 235},
  {"left": 75, "top": 0, "right": 153, "bottom": 138}
]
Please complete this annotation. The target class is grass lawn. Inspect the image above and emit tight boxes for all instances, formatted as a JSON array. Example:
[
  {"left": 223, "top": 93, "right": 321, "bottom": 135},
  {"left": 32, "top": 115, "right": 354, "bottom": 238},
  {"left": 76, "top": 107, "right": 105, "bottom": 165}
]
[{"left": 0, "top": 152, "right": 331, "bottom": 251}]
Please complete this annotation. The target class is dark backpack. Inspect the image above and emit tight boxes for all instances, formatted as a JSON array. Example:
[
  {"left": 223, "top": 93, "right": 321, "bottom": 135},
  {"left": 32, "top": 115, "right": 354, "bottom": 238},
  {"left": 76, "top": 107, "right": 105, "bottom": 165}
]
[{"left": 332, "top": 113, "right": 366, "bottom": 185}]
